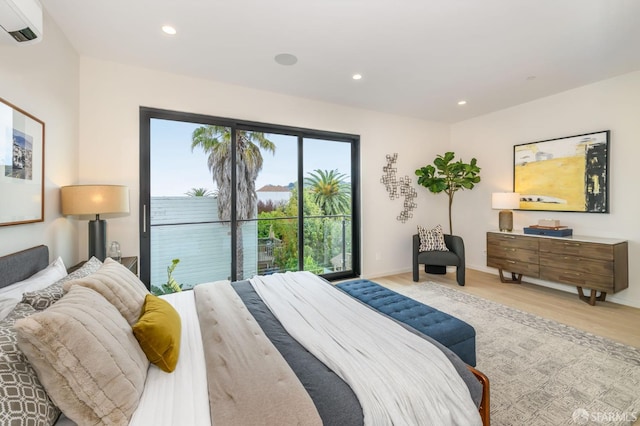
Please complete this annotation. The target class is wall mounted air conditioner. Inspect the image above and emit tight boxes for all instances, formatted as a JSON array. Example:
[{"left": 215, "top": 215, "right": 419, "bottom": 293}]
[{"left": 0, "top": 0, "right": 43, "bottom": 44}]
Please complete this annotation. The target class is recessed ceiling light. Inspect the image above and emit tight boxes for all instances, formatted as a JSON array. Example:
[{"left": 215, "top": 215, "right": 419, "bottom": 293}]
[
  {"left": 162, "top": 25, "right": 177, "bottom": 35},
  {"left": 274, "top": 53, "right": 298, "bottom": 66},
  {"left": 458, "top": 100, "right": 467, "bottom": 105},
  {"left": 352, "top": 74, "right": 362, "bottom": 80}
]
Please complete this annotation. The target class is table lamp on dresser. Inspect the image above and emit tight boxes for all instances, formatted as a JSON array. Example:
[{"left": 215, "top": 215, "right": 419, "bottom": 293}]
[
  {"left": 61, "top": 185, "right": 130, "bottom": 261},
  {"left": 491, "top": 192, "right": 520, "bottom": 232}
]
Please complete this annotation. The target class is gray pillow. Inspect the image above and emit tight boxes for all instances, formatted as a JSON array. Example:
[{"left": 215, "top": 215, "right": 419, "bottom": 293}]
[
  {"left": 22, "top": 257, "right": 102, "bottom": 310},
  {"left": 0, "top": 303, "right": 60, "bottom": 426}
]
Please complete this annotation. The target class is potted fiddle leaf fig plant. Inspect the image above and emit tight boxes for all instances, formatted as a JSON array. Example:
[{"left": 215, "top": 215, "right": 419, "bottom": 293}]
[{"left": 415, "top": 152, "right": 481, "bottom": 234}]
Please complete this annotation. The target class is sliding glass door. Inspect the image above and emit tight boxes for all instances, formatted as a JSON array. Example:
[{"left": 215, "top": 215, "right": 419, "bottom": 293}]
[
  {"left": 140, "top": 108, "right": 359, "bottom": 290},
  {"left": 303, "top": 138, "right": 353, "bottom": 274}
]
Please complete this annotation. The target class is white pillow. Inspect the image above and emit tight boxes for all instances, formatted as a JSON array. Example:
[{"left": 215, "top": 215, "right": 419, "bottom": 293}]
[
  {"left": 0, "top": 298, "right": 20, "bottom": 321},
  {"left": 0, "top": 257, "right": 67, "bottom": 302}
]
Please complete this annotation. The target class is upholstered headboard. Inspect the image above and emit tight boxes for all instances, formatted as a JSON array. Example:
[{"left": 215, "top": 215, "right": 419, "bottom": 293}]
[{"left": 0, "top": 245, "right": 49, "bottom": 289}]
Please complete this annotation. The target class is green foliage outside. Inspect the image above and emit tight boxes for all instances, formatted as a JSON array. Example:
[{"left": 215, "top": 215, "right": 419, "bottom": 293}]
[
  {"left": 185, "top": 187, "right": 216, "bottom": 197},
  {"left": 304, "top": 169, "right": 351, "bottom": 216},
  {"left": 151, "top": 259, "right": 184, "bottom": 296},
  {"left": 259, "top": 177, "right": 351, "bottom": 274}
]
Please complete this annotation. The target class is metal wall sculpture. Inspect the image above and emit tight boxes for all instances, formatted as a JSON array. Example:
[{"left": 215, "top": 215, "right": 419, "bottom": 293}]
[{"left": 380, "top": 153, "right": 417, "bottom": 223}]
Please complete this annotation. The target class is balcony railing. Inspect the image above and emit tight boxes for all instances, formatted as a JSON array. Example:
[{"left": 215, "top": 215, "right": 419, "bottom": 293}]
[{"left": 149, "top": 197, "right": 351, "bottom": 288}]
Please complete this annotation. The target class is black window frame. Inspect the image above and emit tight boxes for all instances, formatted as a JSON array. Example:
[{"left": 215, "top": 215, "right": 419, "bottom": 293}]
[{"left": 139, "top": 106, "right": 361, "bottom": 287}]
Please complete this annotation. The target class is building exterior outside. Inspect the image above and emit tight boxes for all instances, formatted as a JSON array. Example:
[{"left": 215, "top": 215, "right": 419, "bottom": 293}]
[{"left": 150, "top": 197, "right": 258, "bottom": 289}]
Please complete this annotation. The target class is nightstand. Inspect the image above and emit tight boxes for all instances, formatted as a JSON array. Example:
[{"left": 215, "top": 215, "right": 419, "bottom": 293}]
[{"left": 68, "top": 256, "right": 138, "bottom": 275}]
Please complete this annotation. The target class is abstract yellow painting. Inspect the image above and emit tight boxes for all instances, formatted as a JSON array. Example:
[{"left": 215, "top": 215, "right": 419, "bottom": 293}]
[{"left": 513, "top": 131, "right": 609, "bottom": 213}]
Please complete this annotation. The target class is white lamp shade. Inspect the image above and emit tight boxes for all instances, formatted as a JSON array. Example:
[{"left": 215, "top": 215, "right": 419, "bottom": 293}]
[
  {"left": 492, "top": 192, "right": 520, "bottom": 210},
  {"left": 61, "top": 185, "right": 130, "bottom": 216}
]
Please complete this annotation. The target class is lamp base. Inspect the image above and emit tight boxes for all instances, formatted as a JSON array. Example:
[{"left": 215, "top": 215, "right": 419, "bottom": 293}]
[
  {"left": 498, "top": 210, "right": 513, "bottom": 232},
  {"left": 88, "top": 219, "right": 107, "bottom": 261}
]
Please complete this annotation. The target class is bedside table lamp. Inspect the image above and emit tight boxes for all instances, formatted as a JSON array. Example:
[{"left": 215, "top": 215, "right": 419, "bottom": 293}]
[
  {"left": 491, "top": 192, "right": 520, "bottom": 232},
  {"left": 61, "top": 185, "right": 130, "bottom": 261}
]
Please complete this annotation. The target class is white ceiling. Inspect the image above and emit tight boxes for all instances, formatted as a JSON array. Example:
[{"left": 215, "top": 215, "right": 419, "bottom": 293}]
[{"left": 42, "top": 0, "right": 640, "bottom": 123}]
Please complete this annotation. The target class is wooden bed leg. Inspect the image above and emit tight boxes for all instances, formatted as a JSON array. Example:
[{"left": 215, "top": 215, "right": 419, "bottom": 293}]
[{"left": 467, "top": 365, "right": 490, "bottom": 426}]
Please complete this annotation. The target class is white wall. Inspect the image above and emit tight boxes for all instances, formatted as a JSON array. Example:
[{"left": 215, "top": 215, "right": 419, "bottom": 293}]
[
  {"left": 450, "top": 71, "right": 640, "bottom": 308},
  {"left": 0, "top": 13, "right": 79, "bottom": 264},
  {"left": 5, "top": 19, "right": 635, "bottom": 308},
  {"left": 77, "top": 57, "right": 450, "bottom": 278}
]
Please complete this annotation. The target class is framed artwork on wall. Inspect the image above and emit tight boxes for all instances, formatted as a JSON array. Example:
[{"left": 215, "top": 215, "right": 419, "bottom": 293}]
[
  {"left": 0, "top": 96, "right": 45, "bottom": 226},
  {"left": 513, "top": 130, "right": 609, "bottom": 213}
]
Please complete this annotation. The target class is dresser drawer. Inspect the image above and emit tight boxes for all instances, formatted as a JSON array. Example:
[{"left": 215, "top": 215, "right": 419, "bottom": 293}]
[
  {"left": 487, "top": 256, "right": 540, "bottom": 277},
  {"left": 487, "top": 233, "right": 538, "bottom": 250},
  {"left": 540, "top": 266, "right": 613, "bottom": 292},
  {"left": 539, "top": 252, "right": 613, "bottom": 276},
  {"left": 539, "top": 239, "right": 613, "bottom": 261},
  {"left": 488, "top": 244, "right": 538, "bottom": 263}
]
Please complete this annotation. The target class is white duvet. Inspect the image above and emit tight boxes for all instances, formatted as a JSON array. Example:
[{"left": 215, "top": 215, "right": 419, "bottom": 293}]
[
  {"left": 251, "top": 271, "right": 482, "bottom": 426},
  {"left": 129, "top": 290, "right": 211, "bottom": 426}
]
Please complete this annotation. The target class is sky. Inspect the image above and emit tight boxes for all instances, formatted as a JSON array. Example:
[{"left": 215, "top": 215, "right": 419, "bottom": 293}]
[{"left": 150, "top": 119, "right": 352, "bottom": 196}]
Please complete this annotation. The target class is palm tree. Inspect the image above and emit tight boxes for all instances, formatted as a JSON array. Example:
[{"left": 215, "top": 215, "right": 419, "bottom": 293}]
[
  {"left": 191, "top": 125, "right": 275, "bottom": 279},
  {"left": 304, "top": 169, "right": 351, "bottom": 269},
  {"left": 185, "top": 187, "right": 215, "bottom": 197},
  {"left": 304, "top": 169, "right": 351, "bottom": 216}
]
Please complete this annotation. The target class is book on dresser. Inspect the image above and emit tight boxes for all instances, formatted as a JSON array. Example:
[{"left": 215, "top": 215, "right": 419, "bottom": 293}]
[{"left": 523, "top": 226, "right": 573, "bottom": 237}]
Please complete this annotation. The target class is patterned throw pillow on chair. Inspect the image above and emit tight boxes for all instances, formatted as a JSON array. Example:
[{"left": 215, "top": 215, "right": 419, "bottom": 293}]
[{"left": 418, "top": 224, "right": 449, "bottom": 252}]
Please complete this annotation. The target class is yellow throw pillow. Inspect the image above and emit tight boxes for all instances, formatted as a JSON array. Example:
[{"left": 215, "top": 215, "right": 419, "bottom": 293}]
[{"left": 132, "top": 294, "right": 181, "bottom": 373}]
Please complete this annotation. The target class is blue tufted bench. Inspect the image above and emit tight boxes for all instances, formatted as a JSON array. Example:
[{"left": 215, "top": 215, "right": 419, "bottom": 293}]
[{"left": 337, "top": 279, "right": 476, "bottom": 366}]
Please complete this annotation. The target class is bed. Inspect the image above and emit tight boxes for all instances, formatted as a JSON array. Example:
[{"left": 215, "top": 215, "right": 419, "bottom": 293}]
[{"left": 0, "top": 245, "right": 490, "bottom": 425}]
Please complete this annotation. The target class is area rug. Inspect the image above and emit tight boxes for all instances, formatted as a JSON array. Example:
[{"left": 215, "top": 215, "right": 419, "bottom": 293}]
[{"left": 393, "top": 281, "right": 640, "bottom": 426}]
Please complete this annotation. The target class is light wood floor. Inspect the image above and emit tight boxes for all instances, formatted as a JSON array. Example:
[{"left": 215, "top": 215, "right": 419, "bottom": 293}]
[{"left": 368, "top": 268, "right": 640, "bottom": 349}]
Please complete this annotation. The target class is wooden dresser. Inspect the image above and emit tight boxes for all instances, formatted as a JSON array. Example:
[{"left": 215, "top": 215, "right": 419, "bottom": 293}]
[{"left": 487, "top": 231, "right": 628, "bottom": 305}]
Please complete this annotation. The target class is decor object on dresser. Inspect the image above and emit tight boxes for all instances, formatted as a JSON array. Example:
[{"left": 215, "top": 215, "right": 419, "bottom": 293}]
[
  {"left": 523, "top": 225, "right": 573, "bottom": 237},
  {"left": 0, "top": 96, "right": 45, "bottom": 227},
  {"left": 491, "top": 192, "right": 520, "bottom": 232},
  {"left": 514, "top": 130, "right": 609, "bottom": 213},
  {"left": 415, "top": 152, "right": 481, "bottom": 234},
  {"left": 380, "top": 153, "right": 418, "bottom": 223},
  {"left": 60, "top": 185, "right": 130, "bottom": 261},
  {"left": 413, "top": 230, "right": 466, "bottom": 285},
  {"left": 486, "top": 231, "right": 628, "bottom": 305}
]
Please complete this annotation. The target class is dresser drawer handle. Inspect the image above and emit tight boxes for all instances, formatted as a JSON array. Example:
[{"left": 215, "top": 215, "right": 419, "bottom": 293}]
[
  {"left": 563, "top": 242, "right": 581, "bottom": 246},
  {"left": 507, "top": 260, "right": 516, "bottom": 264}
]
